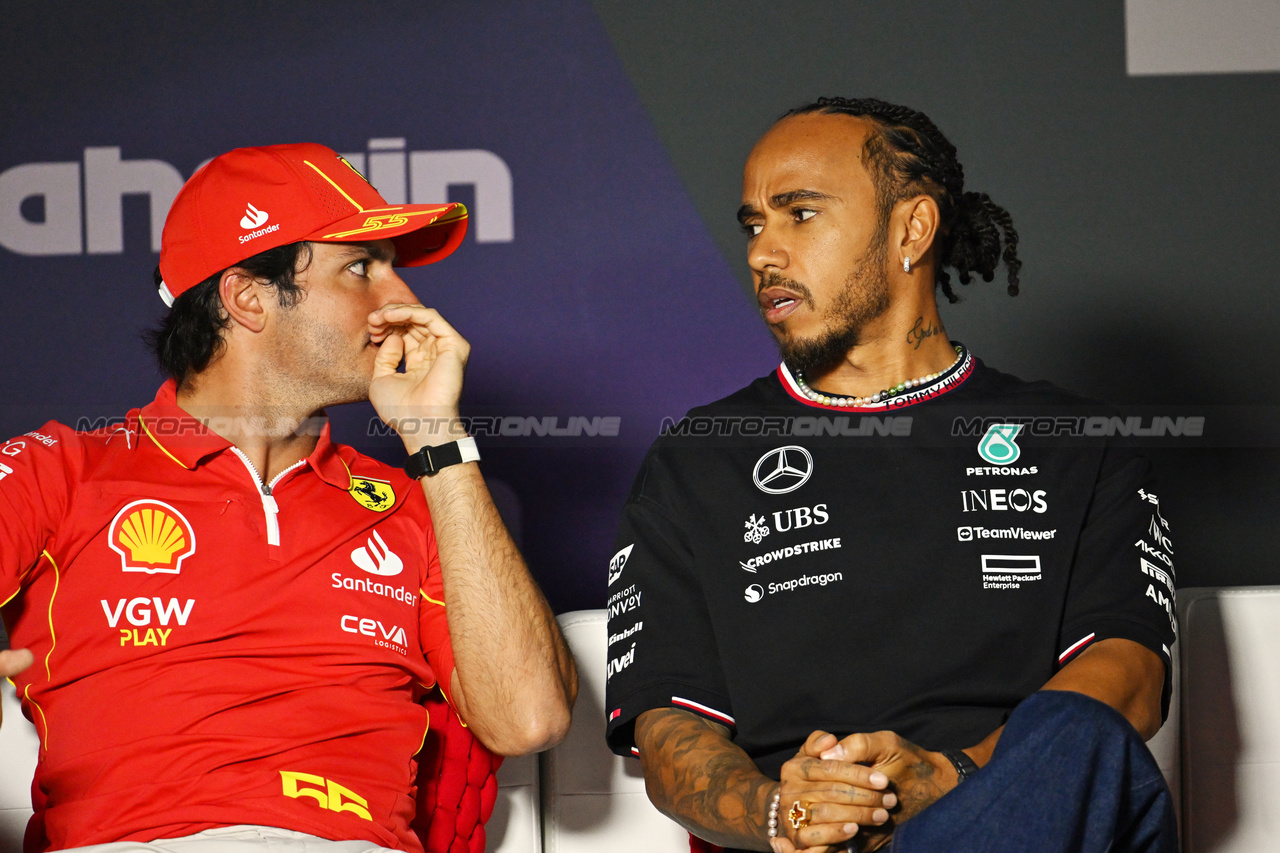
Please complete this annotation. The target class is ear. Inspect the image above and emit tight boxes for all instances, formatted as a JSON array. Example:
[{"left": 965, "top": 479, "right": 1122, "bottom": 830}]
[
  {"left": 219, "top": 268, "right": 269, "bottom": 334},
  {"left": 895, "top": 194, "right": 941, "bottom": 271}
]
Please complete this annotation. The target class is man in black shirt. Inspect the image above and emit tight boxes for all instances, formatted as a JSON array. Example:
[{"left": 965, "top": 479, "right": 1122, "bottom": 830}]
[{"left": 604, "top": 98, "right": 1176, "bottom": 853}]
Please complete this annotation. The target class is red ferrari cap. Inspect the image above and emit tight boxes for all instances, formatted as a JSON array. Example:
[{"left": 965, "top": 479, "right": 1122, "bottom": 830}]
[{"left": 157, "top": 143, "right": 468, "bottom": 305}]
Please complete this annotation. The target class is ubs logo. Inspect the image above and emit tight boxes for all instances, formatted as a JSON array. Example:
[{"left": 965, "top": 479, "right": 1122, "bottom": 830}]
[{"left": 753, "top": 446, "right": 813, "bottom": 495}]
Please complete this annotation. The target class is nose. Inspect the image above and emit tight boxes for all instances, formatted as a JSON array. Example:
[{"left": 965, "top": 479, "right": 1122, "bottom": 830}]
[
  {"left": 378, "top": 268, "right": 417, "bottom": 306},
  {"left": 747, "top": 228, "right": 788, "bottom": 280}
]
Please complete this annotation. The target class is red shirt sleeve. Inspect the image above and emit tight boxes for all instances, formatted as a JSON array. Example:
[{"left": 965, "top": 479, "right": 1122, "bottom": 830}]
[
  {"left": 0, "top": 423, "right": 78, "bottom": 604},
  {"left": 415, "top": 493, "right": 457, "bottom": 701}
]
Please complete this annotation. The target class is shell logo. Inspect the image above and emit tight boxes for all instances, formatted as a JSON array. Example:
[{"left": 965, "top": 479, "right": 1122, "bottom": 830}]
[{"left": 107, "top": 500, "right": 197, "bottom": 574}]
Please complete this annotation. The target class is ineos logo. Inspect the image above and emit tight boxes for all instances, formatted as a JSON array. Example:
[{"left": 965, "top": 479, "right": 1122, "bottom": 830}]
[{"left": 753, "top": 446, "right": 813, "bottom": 495}]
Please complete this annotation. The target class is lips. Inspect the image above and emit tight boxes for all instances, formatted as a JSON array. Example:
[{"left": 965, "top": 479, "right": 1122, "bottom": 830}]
[{"left": 757, "top": 286, "right": 803, "bottom": 324}]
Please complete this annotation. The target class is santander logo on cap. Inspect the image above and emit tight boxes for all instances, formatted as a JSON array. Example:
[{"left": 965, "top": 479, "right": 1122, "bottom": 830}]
[{"left": 239, "top": 203, "right": 270, "bottom": 229}]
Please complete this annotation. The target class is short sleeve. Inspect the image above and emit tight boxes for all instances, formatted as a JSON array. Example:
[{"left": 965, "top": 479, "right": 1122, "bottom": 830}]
[
  {"left": 416, "top": 497, "right": 457, "bottom": 700},
  {"left": 1057, "top": 446, "right": 1177, "bottom": 718},
  {"left": 604, "top": 455, "right": 734, "bottom": 758},
  {"left": 0, "top": 423, "right": 75, "bottom": 601}
]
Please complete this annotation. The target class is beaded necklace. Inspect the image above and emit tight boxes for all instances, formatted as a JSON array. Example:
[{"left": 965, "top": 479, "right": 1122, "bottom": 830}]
[{"left": 794, "top": 345, "right": 964, "bottom": 408}]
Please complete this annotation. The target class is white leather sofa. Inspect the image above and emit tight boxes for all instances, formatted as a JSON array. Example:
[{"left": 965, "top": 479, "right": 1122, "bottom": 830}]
[{"left": 4, "top": 588, "right": 1279, "bottom": 852}]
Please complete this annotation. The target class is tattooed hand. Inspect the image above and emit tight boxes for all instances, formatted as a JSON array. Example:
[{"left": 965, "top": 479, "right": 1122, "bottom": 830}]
[
  {"left": 806, "top": 730, "right": 960, "bottom": 851},
  {"left": 773, "top": 730, "right": 898, "bottom": 852}
]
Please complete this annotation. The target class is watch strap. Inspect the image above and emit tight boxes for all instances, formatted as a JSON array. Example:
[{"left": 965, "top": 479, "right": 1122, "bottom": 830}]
[
  {"left": 940, "top": 748, "right": 979, "bottom": 783},
  {"left": 404, "top": 437, "right": 481, "bottom": 479}
]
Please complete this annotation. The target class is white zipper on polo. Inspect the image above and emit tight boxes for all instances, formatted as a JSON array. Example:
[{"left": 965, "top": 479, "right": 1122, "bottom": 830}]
[{"left": 229, "top": 447, "right": 306, "bottom": 547}]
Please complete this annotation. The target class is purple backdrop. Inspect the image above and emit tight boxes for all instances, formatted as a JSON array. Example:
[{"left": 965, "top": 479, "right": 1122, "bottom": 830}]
[{"left": 0, "top": 0, "right": 777, "bottom": 612}]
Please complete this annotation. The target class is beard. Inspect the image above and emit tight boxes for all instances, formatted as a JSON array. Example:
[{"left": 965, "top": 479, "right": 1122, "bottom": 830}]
[
  {"left": 268, "top": 304, "right": 374, "bottom": 412},
  {"left": 770, "top": 229, "right": 892, "bottom": 378}
]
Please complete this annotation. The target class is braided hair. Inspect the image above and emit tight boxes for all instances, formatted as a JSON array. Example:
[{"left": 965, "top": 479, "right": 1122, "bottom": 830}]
[{"left": 785, "top": 97, "right": 1021, "bottom": 302}]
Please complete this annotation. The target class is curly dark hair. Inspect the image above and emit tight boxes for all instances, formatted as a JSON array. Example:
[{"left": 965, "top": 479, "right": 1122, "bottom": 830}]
[
  {"left": 784, "top": 97, "right": 1021, "bottom": 302},
  {"left": 144, "top": 242, "right": 312, "bottom": 387}
]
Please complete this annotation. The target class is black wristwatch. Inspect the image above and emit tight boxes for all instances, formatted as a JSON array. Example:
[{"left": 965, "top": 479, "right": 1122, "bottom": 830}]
[
  {"left": 940, "top": 748, "right": 979, "bottom": 783},
  {"left": 403, "top": 437, "right": 480, "bottom": 479}
]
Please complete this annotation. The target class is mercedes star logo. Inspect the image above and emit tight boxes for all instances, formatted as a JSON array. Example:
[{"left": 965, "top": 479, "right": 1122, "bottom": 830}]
[{"left": 752, "top": 445, "right": 814, "bottom": 494}]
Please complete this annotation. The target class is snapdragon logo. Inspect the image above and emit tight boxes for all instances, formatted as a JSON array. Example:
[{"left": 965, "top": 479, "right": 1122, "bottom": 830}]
[
  {"left": 0, "top": 139, "right": 513, "bottom": 256},
  {"left": 745, "top": 573, "right": 843, "bottom": 601}
]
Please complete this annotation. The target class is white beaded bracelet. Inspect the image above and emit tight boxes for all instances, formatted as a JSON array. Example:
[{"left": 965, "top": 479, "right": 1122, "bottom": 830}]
[{"left": 767, "top": 789, "right": 781, "bottom": 838}]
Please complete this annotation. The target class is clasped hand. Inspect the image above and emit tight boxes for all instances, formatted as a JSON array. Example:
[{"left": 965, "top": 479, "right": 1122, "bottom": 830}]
[{"left": 771, "top": 729, "right": 958, "bottom": 853}]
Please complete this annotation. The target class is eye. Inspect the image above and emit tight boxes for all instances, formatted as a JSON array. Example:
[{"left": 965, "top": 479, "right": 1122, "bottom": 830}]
[
  {"left": 741, "top": 223, "right": 763, "bottom": 238},
  {"left": 794, "top": 209, "right": 816, "bottom": 223},
  {"left": 348, "top": 259, "right": 369, "bottom": 277}
]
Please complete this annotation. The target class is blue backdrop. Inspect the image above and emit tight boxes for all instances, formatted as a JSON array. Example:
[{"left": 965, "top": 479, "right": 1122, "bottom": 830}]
[{"left": 0, "top": 0, "right": 777, "bottom": 613}]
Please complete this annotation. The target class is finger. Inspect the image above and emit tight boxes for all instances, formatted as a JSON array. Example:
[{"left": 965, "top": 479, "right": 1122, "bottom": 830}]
[
  {"left": 0, "top": 648, "right": 34, "bottom": 679},
  {"left": 772, "top": 837, "right": 831, "bottom": 853},
  {"left": 369, "top": 304, "right": 450, "bottom": 336},
  {"left": 371, "top": 333, "right": 406, "bottom": 381},
  {"left": 781, "top": 780, "right": 895, "bottom": 811},
  {"left": 822, "top": 731, "right": 899, "bottom": 766},
  {"left": 803, "top": 800, "right": 891, "bottom": 830},
  {"left": 802, "top": 730, "right": 838, "bottom": 758},
  {"left": 791, "top": 817, "right": 858, "bottom": 849},
  {"left": 784, "top": 754, "right": 891, "bottom": 790}
]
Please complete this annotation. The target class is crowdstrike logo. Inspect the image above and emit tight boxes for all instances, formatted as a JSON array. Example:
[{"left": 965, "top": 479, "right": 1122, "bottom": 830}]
[
  {"left": 753, "top": 446, "right": 813, "bottom": 494},
  {"left": 239, "top": 202, "right": 269, "bottom": 229}
]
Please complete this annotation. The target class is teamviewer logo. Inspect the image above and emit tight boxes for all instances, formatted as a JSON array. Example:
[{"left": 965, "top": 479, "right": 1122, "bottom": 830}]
[{"left": 957, "top": 526, "right": 974, "bottom": 541}]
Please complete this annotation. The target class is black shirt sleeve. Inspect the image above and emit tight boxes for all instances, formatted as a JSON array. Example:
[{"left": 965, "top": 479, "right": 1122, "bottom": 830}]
[
  {"left": 1057, "top": 445, "right": 1177, "bottom": 719},
  {"left": 604, "top": 453, "right": 735, "bottom": 758}
]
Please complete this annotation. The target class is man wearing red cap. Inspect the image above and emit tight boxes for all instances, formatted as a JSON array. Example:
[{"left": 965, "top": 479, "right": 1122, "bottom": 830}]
[{"left": 0, "top": 144, "right": 576, "bottom": 853}]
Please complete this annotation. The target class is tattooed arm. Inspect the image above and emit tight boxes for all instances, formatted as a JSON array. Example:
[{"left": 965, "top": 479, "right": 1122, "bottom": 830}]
[{"left": 635, "top": 707, "right": 894, "bottom": 852}]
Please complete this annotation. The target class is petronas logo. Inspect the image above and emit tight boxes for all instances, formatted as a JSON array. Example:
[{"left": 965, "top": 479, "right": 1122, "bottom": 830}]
[{"left": 977, "top": 424, "right": 1023, "bottom": 465}]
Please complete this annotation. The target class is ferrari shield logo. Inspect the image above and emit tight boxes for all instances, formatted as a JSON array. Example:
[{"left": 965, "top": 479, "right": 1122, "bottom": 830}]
[{"left": 350, "top": 477, "right": 395, "bottom": 512}]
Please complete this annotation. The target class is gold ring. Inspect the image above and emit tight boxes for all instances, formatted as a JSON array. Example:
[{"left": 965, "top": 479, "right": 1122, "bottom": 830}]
[{"left": 787, "top": 800, "right": 811, "bottom": 830}]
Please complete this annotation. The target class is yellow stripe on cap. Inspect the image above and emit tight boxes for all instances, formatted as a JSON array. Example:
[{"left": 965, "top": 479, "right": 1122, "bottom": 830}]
[{"left": 303, "top": 159, "right": 364, "bottom": 212}]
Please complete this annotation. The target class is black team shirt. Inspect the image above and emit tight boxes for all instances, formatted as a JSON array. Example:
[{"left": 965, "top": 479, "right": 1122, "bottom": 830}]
[{"left": 604, "top": 347, "right": 1177, "bottom": 783}]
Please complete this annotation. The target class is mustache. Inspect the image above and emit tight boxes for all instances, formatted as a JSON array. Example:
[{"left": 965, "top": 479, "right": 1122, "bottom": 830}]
[{"left": 757, "top": 271, "right": 815, "bottom": 310}]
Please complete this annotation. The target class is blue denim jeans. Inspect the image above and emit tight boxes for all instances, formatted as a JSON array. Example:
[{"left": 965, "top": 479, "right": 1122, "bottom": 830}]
[{"left": 890, "top": 691, "right": 1177, "bottom": 853}]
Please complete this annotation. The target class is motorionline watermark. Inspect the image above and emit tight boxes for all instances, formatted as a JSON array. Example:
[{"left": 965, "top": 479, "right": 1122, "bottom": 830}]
[
  {"left": 368, "top": 415, "right": 621, "bottom": 439},
  {"left": 949, "top": 415, "right": 1205, "bottom": 439},
  {"left": 660, "top": 415, "right": 914, "bottom": 438},
  {"left": 72, "top": 414, "right": 624, "bottom": 441},
  {"left": 76, "top": 415, "right": 328, "bottom": 438},
  {"left": 653, "top": 412, "right": 1212, "bottom": 443}
]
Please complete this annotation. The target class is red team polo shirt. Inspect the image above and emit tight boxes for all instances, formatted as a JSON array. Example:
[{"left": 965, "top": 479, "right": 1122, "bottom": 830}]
[{"left": 0, "top": 382, "right": 456, "bottom": 852}]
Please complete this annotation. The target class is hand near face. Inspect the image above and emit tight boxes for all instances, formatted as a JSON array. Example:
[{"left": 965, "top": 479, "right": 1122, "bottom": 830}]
[
  {"left": 367, "top": 303, "right": 470, "bottom": 451},
  {"left": 0, "top": 648, "right": 33, "bottom": 728}
]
